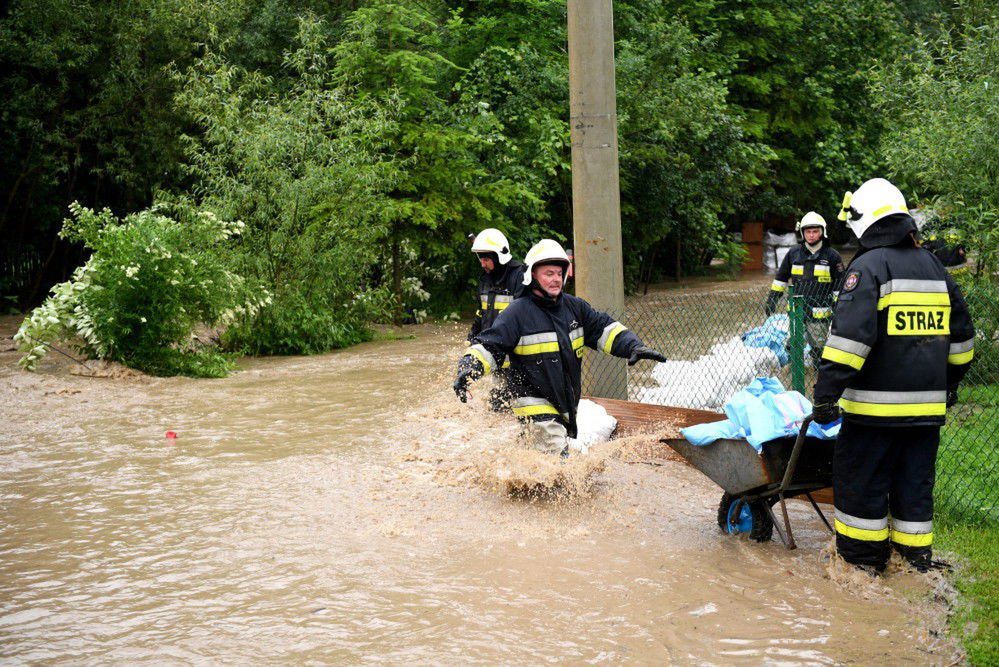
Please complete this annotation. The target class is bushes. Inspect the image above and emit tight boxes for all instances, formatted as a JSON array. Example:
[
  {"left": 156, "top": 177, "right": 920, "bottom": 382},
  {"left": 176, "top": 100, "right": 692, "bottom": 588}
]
[{"left": 15, "top": 202, "right": 264, "bottom": 377}]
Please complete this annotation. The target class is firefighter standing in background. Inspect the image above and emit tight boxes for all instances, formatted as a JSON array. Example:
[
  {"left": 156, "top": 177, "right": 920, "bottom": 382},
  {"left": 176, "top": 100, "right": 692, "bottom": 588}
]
[
  {"left": 766, "top": 212, "right": 845, "bottom": 361},
  {"left": 812, "top": 178, "right": 975, "bottom": 573},
  {"left": 468, "top": 228, "right": 527, "bottom": 340},
  {"left": 467, "top": 229, "right": 527, "bottom": 410},
  {"left": 454, "top": 239, "right": 666, "bottom": 456}
]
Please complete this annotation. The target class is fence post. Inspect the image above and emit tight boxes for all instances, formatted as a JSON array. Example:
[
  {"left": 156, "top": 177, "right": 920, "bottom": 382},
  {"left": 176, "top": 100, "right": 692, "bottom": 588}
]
[{"left": 789, "top": 291, "right": 805, "bottom": 393}]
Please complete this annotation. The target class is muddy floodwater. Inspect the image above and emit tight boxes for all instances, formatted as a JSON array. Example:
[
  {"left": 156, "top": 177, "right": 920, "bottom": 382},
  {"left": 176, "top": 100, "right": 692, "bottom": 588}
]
[{"left": 0, "top": 322, "right": 957, "bottom": 663}]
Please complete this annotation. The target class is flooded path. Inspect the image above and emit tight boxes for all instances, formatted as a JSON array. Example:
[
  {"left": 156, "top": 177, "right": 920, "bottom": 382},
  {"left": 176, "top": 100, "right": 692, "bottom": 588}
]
[{"left": 0, "top": 321, "right": 956, "bottom": 663}]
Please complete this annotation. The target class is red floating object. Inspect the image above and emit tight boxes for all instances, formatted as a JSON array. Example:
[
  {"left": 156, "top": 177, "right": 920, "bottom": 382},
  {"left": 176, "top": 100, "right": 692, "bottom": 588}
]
[{"left": 165, "top": 431, "right": 178, "bottom": 439}]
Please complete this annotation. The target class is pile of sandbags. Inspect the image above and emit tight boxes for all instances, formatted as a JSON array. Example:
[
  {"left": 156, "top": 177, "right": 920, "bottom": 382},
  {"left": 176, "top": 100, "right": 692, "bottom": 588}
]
[{"left": 636, "top": 337, "right": 781, "bottom": 410}]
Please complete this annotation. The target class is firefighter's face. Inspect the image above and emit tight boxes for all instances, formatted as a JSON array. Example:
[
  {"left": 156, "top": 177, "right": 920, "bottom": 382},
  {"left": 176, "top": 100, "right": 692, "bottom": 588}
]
[
  {"left": 803, "top": 227, "right": 823, "bottom": 244},
  {"left": 533, "top": 264, "right": 564, "bottom": 297},
  {"left": 477, "top": 254, "right": 496, "bottom": 272}
]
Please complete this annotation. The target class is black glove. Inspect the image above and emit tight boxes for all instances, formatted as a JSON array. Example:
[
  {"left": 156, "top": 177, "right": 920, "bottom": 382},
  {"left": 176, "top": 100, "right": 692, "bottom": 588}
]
[
  {"left": 946, "top": 388, "right": 958, "bottom": 408},
  {"left": 812, "top": 401, "right": 840, "bottom": 425},
  {"left": 453, "top": 356, "right": 483, "bottom": 403},
  {"left": 628, "top": 346, "right": 668, "bottom": 366}
]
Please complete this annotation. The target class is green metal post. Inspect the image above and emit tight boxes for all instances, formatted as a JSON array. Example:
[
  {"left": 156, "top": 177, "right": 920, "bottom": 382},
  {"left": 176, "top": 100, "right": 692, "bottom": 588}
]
[{"left": 789, "top": 290, "right": 805, "bottom": 393}]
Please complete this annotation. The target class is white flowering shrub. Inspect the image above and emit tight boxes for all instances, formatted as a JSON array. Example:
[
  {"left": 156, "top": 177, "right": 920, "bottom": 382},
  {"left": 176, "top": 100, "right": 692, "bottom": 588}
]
[{"left": 15, "top": 202, "right": 267, "bottom": 377}]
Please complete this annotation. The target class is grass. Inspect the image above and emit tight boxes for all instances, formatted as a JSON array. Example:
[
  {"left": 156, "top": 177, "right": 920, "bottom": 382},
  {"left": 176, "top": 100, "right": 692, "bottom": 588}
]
[
  {"left": 936, "top": 521, "right": 998, "bottom": 665},
  {"left": 938, "top": 384, "right": 999, "bottom": 525}
]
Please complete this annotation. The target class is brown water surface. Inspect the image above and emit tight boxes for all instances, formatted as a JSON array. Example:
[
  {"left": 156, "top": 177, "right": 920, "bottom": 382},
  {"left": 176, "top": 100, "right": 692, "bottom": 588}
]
[{"left": 0, "top": 322, "right": 955, "bottom": 663}]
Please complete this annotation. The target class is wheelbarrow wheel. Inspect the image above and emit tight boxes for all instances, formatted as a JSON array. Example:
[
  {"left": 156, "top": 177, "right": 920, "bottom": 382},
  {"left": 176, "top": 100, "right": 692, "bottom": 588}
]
[{"left": 717, "top": 493, "right": 774, "bottom": 542}]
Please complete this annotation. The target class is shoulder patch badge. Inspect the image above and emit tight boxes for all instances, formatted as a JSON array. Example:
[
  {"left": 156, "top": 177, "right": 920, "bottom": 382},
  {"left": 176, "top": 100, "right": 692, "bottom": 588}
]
[{"left": 842, "top": 270, "right": 861, "bottom": 292}]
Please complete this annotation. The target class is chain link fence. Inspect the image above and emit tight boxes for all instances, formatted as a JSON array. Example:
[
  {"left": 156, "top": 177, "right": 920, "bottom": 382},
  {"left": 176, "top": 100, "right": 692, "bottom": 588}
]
[{"left": 582, "top": 279, "right": 999, "bottom": 526}]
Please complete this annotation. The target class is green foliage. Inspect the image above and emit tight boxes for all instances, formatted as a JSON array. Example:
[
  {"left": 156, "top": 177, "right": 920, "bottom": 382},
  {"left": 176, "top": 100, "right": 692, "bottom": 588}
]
[
  {"left": 332, "top": 1, "right": 540, "bottom": 321},
  {"left": 15, "top": 202, "right": 260, "bottom": 376},
  {"left": 175, "top": 16, "right": 399, "bottom": 354},
  {"left": 873, "top": 4, "right": 999, "bottom": 276}
]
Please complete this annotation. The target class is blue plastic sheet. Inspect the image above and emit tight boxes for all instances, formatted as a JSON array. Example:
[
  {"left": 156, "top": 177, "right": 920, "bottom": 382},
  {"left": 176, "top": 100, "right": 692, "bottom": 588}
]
[
  {"left": 680, "top": 377, "right": 840, "bottom": 451},
  {"left": 741, "top": 315, "right": 791, "bottom": 366}
]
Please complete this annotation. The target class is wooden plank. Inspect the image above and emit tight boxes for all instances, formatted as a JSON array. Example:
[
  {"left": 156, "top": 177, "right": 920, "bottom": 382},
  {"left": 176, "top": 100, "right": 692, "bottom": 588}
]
[{"left": 586, "top": 396, "right": 722, "bottom": 435}]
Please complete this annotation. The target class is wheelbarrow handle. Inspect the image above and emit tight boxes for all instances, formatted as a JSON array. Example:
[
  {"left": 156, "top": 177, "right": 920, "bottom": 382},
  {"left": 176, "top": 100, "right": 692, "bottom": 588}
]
[{"left": 779, "top": 415, "right": 813, "bottom": 493}]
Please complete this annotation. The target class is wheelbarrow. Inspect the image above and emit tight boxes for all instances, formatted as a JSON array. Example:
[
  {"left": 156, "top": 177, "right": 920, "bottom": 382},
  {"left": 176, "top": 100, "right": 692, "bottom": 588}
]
[{"left": 661, "top": 416, "right": 834, "bottom": 549}]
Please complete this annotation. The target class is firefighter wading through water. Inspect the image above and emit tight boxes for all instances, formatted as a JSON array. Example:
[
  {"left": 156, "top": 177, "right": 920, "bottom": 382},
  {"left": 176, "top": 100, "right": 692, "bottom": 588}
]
[
  {"left": 454, "top": 239, "right": 667, "bottom": 457},
  {"left": 812, "top": 178, "right": 975, "bottom": 573}
]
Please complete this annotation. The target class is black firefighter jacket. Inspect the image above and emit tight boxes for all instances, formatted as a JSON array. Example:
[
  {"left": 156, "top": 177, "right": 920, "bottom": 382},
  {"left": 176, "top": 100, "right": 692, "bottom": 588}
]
[
  {"left": 465, "top": 291, "right": 642, "bottom": 437},
  {"left": 766, "top": 242, "right": 845, "bottom": 320},
  {"left": 468, "top": 260, "right": 527, "bottom": 340},
  {"left": 813, "top": 215, "right": 975, "bottom": 426}
]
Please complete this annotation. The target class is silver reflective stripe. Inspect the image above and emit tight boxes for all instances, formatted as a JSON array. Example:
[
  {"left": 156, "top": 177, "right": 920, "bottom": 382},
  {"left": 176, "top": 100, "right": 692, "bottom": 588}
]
[
  {"left": 879, "top": 279, "right": 947, "bottom": 297},
  {"left": 597, "top": 322, "right": 625, "bottom": 351},
  {"left": 825, "top": 335, "right": 871, "bottom": 358},
  {"left": 517, "top": 331, "right": 558, "bottom": 346},
  {"left": 950, "top": 338, "right": 974, "bottom": 354},
  {"left": 469, "top": 344, "right": 496, "bottom": 373},
  {"left": 891, "top": 518, "right": 932, "bottom": 534},
  {"left": 814, "top": 265, "right": 831, "bottom": 274},
  {"left": 772, "top": 280, "right": 788, "bottom": 288},
  {"left": 569, "top": 327, "right": 584, "bottom": 342},
  {"left": 511, "top": 396, "right": 555, "bottom": 408},
  {"left": 493, "top": 294, "right": 514, "bottom": 304},
  {"left": 835, "top": 509, "right": 888, "bottom": 531},
  {"left": 841, "top": 389, "right": 946, "bottom": 404}
]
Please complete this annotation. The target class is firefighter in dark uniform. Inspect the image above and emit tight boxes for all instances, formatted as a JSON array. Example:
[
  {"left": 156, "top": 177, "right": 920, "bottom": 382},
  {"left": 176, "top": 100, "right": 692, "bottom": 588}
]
[
  {"left": 467, "top": 228, "right": 527, "bottom": 410},
  {"left": 467, "top": 228, "right": 527, "bottom": 340},
  {"left": 766, "top": 212, "right": 845, "bottom": 361},
  {"left": 812, "top": 178, "right": 975, "bottom": 573},
  {"left": 453, "top": 239, "right": 667, "bottom": 456}
]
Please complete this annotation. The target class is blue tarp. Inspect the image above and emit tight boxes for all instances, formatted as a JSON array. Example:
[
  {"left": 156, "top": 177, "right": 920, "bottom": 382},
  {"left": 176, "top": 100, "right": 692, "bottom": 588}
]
[
  {"left": 741, "top": 315, "right": 791, "bottom": 366},
  {"left": 680, "top": 377, "right": 840, "bottom": 452},
  {"left": 741, "top": 314, "right": 812, "bottom": 366}
]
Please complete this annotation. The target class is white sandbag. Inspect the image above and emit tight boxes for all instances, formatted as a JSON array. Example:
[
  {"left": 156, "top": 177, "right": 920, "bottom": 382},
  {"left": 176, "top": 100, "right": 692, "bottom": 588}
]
[{"left": 567, "top": 399, "right": 617, "bottom": 454}]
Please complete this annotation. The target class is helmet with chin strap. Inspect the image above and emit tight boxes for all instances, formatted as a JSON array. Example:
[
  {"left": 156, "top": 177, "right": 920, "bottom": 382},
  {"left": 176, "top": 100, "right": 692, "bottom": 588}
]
[
  {"left": 796, "top": 211, "right": 827, "bottom": 238},
  {"left": 522, "top": 239, "right": 570, "bottom": 286}
]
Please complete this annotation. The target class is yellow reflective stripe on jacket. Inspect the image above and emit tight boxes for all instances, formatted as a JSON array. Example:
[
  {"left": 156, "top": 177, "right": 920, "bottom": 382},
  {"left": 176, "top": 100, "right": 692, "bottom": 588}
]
[
  {"left": 948, "top": 338, "right": 975, "bottom": 365},
  {"left": 835, "top": 510, "right": 889, "bottom": 541},
  {"left": 510, "top": 397, "right": 560, "bottom": 418},
  {"left": 598, "top": 322, "right": 627, "bottom": 354},
  {"left": 480, "top": 294, "right": 514, "bottom": 311},
  {"left": 821, "top": 333, "right": 870, "bottom": 370},
  {"left": 770, "top": 280, "right": 788, "bottom": 293},
  {"left": 464, "top": 344, "right": 495, "bottom": 375},
  {"left": 839, "top": 389, "right": 947, "bottom": 417},
  {"left": 791, "top": 264, "right": 804, "bottom": 276},
  {"left": 877, "top": 291, "right": 950, "bottom": 310},
  {"left": 813, "top": 265, "right": 831, "bottom": 275},
  {"left": 514, "top": 332, "right": 559, "bottom": 356},
  {"left": 876, "top": 279, "right": 949, "bottom": 310}
]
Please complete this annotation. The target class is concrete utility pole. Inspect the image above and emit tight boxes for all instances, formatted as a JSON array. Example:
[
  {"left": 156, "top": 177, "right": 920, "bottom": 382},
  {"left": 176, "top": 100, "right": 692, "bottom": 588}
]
[{"left": 568, "top": 0, "right": 626, "bottom": 399}]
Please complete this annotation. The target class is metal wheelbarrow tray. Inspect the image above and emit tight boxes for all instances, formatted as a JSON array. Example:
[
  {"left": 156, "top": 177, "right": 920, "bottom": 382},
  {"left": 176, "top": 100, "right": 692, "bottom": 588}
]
[
  {"left": 585, "top": 398, "right": 834, "bottom": 549},
  {"left": 662, "top": 416, "right": 834, "bottom": 549}
]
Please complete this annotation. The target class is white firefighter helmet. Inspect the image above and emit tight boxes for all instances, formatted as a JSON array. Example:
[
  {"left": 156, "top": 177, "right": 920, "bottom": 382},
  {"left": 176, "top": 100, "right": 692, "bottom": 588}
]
[
  {"left": 838, "top": 178, "right": 908, "bottom": 240},
  {"left": 522, "top": 239, "right": 570, "bottom": 286},
  {"left": 796, "top": 211, "right": 827, "bottom": 237},
  {"left": 471, "top": 228, "right": 512, "bottom": 265}
]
